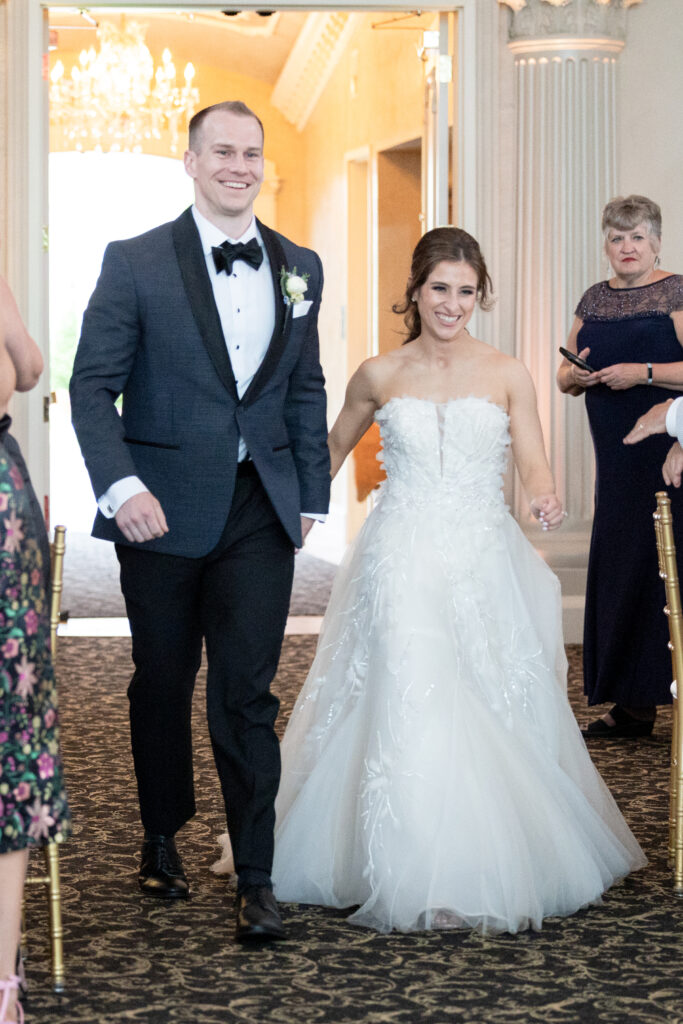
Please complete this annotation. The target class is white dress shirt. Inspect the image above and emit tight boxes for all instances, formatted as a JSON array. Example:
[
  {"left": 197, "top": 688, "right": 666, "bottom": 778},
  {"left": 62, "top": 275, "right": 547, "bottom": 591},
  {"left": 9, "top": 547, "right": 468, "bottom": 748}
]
[
  {"left": 192, "top": 207, "right": 275, "bottom": 450},
  {"left": 98, "top": 207, "right": 323, "bottom": 524},
  {"left": 665, "top": 396, "right": 683, "bottom": 442}
]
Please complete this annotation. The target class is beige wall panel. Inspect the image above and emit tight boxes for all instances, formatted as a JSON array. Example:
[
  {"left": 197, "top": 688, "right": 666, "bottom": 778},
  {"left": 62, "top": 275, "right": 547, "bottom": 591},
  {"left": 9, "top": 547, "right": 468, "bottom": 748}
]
[
  {"left": 301, "top": 14, "right": 429, "bottom": 420},
  {"left": 376, "top": 148, "right": 421, "bottom": 355},
  {"left": 296, "top": 14, "right": 431, "bottom": 542},
  {"left": 618, "top": 0, "right": 683, "bottom": 271}
]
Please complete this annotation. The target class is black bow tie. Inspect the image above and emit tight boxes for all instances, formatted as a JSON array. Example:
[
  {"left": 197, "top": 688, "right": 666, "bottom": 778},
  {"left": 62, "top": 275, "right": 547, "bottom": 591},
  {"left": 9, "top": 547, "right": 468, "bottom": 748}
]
[{"left": 212, "top": 237, "right": 263, "bottom": 276}]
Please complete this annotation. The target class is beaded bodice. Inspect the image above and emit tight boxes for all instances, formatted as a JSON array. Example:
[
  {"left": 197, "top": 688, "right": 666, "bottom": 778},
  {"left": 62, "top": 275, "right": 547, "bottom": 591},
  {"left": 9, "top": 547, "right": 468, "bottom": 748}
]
[{"left": 575, "top": 275, "right": 683, "bottom": 323}]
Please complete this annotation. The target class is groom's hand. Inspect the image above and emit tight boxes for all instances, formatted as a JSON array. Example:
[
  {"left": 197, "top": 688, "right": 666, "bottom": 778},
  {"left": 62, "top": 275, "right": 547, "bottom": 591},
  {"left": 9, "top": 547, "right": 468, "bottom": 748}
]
[
  {"left": 295, "top": 516, "right": 316, "bottom": 554},
  {"left": 116, "top": 492, "right": 169, "bottom": 543}
]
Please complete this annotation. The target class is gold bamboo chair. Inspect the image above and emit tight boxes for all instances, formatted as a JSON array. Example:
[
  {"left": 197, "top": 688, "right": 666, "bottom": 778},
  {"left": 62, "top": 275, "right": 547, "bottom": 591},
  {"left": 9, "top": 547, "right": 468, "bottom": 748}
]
[
  {"left": 653, "top": 492, "right": 683, "bottom": 895},
  {"left": 23, "top": 524, "right": 67, "bottom": 992}
]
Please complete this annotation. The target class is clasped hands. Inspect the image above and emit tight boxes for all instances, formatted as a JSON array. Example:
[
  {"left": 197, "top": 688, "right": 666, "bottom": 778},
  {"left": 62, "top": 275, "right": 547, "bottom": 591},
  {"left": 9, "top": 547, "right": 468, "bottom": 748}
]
[
  {"left": 623, "top": 397, "right": 683, "bottom": 488},
  {"left": 570, "top": 351, "right": 683, "bottom": 487},
  {"left": 569, "top": 347, "right": 649, "bottom": 391}
]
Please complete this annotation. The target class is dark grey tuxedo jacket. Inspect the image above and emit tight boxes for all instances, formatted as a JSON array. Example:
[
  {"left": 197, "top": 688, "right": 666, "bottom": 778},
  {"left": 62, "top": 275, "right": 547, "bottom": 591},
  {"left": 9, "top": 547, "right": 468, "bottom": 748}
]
[{"left": 70, "top": 208, "right": 330, "bottom": 555}]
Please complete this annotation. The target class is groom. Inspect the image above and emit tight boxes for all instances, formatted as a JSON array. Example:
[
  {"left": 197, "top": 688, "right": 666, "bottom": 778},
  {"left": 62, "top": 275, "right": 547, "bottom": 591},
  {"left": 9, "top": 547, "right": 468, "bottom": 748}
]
[{"left": 70, "top": 101, "right": 330, "bottom": 941}]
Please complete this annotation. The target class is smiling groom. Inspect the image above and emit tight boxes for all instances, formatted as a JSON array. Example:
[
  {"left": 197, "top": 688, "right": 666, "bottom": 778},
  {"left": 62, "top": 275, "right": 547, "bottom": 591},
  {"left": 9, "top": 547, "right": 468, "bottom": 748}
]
[{"left": 70, "top": 102, "right": 330, "bottom": 942}]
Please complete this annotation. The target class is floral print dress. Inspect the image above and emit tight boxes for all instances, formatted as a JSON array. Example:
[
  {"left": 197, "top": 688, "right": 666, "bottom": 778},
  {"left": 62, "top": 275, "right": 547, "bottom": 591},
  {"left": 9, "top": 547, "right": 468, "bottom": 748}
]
[{"left": 0, "top": 415, "right": 70, "bottom": 852}]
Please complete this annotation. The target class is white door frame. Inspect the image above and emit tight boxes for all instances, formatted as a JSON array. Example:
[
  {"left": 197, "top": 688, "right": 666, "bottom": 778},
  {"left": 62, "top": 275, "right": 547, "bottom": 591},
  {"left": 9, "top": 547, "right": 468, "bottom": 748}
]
[{"left": 7, "top": 0, "right": 482, "bottom": 511}]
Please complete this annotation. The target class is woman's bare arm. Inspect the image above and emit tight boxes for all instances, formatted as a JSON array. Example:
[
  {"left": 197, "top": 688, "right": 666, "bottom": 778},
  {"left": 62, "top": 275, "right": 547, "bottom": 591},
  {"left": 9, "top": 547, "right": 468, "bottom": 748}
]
[
  {"left": 328, "top": 360, "right": 382, "bottom": 480},
  {"left": 508, "top": 358, "right": 564, "bottom": 529},
  {"left": 1, "top": 275, "right": 43, "bottom": 392}
]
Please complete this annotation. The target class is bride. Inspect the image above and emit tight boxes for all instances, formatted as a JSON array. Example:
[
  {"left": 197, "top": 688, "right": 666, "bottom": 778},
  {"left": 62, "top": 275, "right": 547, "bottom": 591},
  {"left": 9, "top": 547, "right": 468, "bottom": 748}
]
[{"left": 216, "top": 227, "right": 646, "bottom": 933}]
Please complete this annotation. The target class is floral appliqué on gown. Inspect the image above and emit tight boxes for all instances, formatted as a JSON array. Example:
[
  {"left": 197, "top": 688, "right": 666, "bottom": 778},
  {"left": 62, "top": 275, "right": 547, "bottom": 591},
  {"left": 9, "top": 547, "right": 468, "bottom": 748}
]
[{"left": 215, "top": 396, "right": 645, "bottom": 932}]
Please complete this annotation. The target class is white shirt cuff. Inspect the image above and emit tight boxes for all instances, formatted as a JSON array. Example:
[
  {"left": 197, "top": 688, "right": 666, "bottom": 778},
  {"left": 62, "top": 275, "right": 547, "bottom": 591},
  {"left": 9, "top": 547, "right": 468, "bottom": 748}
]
[
  {"left": 98, "top": 481, "right": 325, "bottom": 523},
  {"left": 665, "top": 397, "right": 683, "bottom": 441},
  {"left": 98, "top": 476, "right": 149, "bottom": 518}
]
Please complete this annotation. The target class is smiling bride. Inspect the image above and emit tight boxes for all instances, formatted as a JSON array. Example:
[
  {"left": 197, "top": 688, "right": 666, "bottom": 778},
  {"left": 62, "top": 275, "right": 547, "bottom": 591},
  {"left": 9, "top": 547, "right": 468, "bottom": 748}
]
[{"left": 215, "top": 226, "right": 646, "bottom": 933}]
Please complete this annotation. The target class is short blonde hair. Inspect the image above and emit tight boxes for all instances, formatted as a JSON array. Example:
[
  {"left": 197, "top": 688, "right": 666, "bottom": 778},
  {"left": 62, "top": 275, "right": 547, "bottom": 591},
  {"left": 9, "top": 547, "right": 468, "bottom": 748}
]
[
  {"left": 602, "top": 194, "right": 662, "bottom": 244},
  {"left": 188, "top": 102, "right": 264, "bottom": 152}
]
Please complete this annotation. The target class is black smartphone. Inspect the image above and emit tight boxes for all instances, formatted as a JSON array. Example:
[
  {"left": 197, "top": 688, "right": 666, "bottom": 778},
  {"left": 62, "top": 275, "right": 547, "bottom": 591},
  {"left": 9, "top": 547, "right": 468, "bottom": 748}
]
[{"left": 559, "top": 347, "right": 595, "bottom": 373}]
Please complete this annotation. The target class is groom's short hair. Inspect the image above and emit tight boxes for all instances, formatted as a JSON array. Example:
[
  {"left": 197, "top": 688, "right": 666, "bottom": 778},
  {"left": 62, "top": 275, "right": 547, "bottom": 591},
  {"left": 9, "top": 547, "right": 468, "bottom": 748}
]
[{"left": 188, "top": 101, "right": 265, "bottom": 152}]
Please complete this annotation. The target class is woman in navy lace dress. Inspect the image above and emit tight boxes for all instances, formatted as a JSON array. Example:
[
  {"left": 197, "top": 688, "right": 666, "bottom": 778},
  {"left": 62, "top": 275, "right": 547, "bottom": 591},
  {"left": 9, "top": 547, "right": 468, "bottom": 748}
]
[
  {"left": 557, "top": 195, "right": 683, "bottom": 738},
  {"left": 0, "top": 276, "right": 70, "bottom": 1024}
]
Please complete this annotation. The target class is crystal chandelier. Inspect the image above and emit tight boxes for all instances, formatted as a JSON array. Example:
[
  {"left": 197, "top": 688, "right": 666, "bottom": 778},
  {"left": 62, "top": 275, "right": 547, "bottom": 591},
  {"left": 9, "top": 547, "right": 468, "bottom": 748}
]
[{"left": 49, "top": 20, "right": 199, "bottom": 154}]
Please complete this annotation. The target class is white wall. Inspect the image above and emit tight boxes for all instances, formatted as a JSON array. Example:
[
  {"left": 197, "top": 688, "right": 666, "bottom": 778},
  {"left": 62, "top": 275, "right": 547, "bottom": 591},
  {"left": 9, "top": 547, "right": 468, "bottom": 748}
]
[{"left": 619, "top": 0, "right": 683, "bottom": 269}]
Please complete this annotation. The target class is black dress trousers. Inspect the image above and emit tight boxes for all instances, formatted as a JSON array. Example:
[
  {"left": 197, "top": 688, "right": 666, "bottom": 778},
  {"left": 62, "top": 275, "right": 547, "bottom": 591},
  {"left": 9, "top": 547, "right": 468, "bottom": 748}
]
[{"left": 116, "top": 462, "right": 294, "bottom": 876}]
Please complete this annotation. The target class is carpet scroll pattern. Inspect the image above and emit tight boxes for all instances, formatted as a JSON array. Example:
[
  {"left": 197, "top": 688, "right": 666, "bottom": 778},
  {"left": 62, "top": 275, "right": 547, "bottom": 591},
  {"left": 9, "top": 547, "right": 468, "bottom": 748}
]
[
  {"left": 60, "top": 533, "right": 337, "bottom": 618},
  {"left": 21, "top": 639, "right": 683, "bottom": 1024}
]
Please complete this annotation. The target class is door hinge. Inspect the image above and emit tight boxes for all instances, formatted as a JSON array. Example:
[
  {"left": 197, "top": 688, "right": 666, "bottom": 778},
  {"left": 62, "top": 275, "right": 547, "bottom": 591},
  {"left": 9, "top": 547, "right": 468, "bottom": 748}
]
[{"left": 43, "top": 391, "right": 56, "bottom": 422}]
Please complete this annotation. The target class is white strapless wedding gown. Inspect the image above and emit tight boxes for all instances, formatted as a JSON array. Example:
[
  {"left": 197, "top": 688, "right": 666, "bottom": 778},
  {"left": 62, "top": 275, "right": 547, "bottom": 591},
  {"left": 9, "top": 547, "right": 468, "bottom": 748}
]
[{"left": 215, "top": 396, "right": 646, "bottom": 933}]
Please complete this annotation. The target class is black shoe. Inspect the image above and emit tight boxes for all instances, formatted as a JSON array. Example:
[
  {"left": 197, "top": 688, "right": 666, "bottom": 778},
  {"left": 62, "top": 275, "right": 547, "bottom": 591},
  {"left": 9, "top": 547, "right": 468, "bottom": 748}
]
[
  {"left": 138, "top": 835, "right": 189, "bottom": 899},
  {"left": 582, "top": 705, "right": 655, "bottom": 739},
  {"left": 235, "top": 886, "right": 286, "bottom": 942}
]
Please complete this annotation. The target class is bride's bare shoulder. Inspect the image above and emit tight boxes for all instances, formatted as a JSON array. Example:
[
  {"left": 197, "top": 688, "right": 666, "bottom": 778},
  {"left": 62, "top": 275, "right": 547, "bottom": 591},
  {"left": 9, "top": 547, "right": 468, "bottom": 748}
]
[
  {"left": 491, "top": 352, "right": 540, "bottom": 408},
  {"left": 478, "top": 345, "right": 532, "bottom": 381},
  {"left": 354, "top": 348, "right": 410, "bottom": 388}
]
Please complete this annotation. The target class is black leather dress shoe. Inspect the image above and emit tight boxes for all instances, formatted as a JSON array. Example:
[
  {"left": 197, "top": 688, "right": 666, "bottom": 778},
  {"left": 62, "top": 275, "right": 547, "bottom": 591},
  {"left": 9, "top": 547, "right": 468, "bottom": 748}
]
[
  {"left": 138, "top": 835, "right": 189, "bottom": 899},
  {"left": 235, "top": 886, "right": 286, "bottom": 942}
]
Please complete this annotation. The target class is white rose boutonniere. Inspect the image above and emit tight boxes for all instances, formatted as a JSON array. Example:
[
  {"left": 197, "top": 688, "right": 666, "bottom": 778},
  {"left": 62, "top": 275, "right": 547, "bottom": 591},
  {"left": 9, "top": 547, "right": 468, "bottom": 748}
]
[{"left": 280, "top": 266, "right": 310, "bottom": 306}]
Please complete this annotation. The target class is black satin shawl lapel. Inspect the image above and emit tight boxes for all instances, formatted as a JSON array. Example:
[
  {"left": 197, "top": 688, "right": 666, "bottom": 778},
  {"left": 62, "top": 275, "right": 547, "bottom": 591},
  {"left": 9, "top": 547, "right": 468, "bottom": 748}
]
[
  {"left": 171, "top": 208, "right": 238, "bottom": 401},
  {"left": 240, "top": 220, "right": 292, "bottom": 407}
]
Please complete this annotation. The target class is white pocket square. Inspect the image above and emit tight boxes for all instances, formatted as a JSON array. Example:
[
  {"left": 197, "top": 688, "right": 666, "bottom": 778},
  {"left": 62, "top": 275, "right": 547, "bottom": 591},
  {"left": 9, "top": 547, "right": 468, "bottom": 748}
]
[{"left": 292, "top": 300, "right": 313, "bottom": 319}]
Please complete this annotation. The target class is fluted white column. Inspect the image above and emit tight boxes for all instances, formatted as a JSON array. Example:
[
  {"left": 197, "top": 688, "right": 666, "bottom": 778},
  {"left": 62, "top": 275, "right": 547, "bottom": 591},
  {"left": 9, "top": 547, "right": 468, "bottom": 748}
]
[{"left": 499, "top": 0, "right": 641, "bottom": 525}]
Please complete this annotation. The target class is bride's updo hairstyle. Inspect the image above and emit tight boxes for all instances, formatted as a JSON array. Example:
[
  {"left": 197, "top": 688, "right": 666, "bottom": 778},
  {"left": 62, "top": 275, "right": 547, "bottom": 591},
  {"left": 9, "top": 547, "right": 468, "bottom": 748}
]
[{"left": 393, "top": 227, "right": 494, "bottom": 343}]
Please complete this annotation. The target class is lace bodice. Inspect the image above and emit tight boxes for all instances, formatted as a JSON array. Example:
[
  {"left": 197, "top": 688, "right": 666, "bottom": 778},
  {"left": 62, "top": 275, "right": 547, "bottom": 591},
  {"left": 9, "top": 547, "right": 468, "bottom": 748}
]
[
  {"left": 374, "top": 395, "right": 509, "bottom": 512},
  {"left": 575, "top": 274, "right": 683, "bottom": 322}
]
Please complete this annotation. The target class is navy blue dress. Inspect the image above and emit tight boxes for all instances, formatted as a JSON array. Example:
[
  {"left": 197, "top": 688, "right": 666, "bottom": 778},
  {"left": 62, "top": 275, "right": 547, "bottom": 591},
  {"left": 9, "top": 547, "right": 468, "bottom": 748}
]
[{"left": 578, "top": 275, "right": 683, "bottom": 708}]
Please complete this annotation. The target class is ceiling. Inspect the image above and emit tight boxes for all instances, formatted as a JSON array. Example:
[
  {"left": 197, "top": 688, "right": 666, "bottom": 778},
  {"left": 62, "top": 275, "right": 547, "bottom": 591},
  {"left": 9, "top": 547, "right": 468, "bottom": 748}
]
[{"left": 48, "top": 7, "right": 310, "bottom": 85}]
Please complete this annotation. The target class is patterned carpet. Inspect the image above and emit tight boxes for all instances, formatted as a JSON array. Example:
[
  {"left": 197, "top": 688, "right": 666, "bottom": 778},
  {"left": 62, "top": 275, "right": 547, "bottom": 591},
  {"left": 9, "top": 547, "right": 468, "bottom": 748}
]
[
  {"left": 21, "top": 639, "right": 683, "bottom": 1024},
  {"left": 60, "top": 532, "right": 337, "bottom": 617}
]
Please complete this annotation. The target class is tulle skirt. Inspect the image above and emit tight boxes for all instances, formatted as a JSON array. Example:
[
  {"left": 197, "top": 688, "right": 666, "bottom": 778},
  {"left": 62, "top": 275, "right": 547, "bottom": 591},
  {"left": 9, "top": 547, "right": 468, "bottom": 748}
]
[{"left": 217, "top": 497, "right": 646, "bottom": 933}]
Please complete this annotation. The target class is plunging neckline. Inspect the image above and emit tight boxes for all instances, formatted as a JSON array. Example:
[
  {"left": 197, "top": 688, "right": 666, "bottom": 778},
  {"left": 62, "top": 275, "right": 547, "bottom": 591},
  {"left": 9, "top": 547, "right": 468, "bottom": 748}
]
[{"left": 376, "top": 395, "right": 510, "bottom": 482}]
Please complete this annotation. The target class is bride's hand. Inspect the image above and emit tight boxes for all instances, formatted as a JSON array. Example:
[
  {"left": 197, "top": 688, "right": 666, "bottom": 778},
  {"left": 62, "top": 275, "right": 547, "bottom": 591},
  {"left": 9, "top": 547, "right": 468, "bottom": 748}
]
[{"left": 530, "top": 494, "right": 565, "bottom": 531}]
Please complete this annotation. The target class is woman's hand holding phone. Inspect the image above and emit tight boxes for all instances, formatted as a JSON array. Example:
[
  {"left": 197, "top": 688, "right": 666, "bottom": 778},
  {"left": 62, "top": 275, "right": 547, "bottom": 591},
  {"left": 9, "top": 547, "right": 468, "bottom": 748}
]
[
  {"left": 559, "top": 347, "right": 595, "bottom": 373},
  {"left": 559, "top": 346, "right": 600, "bottom": 389}
]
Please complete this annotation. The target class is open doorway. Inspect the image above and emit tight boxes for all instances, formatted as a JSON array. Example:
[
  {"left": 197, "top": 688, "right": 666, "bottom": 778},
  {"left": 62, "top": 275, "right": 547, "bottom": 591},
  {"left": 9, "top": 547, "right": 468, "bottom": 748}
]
[
  {"left": 43, "top": 4, "right": 459, "bottom": 609},
  {"left": 341, "top": 139, "right": 422, "bottom": 543},
  {"left": 49, "top": 152, "right": 194, "bottom": 534},
  {"left": 377, "top": 141, "right": 422, "bottom": 356}
]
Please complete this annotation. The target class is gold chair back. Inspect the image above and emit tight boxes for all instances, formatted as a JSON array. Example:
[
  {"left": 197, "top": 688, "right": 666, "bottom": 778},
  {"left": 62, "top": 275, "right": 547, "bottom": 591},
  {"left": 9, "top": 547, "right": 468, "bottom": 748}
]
[
  {"left": 23, "top": 524, "right": 67, "bottom": 991},
  {"left": 49, "top": 524, "right": 66, "bottom": 657},
  {"left": 653, "top": 491, "right": 683, "bottom": 895}
]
